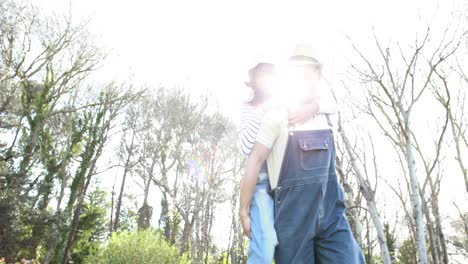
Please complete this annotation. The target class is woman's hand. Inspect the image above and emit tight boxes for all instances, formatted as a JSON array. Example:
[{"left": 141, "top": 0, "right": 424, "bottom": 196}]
[
  {"left": 288, "top": 100, "right": 320, "bottom": 125},
  {"left": 240, "top": 210, "right": 251, "bottom": 239}
]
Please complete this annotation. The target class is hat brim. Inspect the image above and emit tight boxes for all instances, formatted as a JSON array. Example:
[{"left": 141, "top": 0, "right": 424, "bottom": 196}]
[
  {"left": 288, "top": 60, "right": 322, "bottom": 67},
  {"left": 289, "top": 55, "right": 321, "bottom": 67}
]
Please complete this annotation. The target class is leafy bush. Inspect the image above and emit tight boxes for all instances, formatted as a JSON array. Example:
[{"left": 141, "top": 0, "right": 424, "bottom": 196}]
[
  {"left": 93, "top": 229, "right": 189, "bottom": 264},
  {"left": 0, "top": 258, "right": 40, "bottom": 264}
]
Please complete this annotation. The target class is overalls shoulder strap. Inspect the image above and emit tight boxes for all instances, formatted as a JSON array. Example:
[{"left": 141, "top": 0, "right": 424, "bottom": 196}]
[{"left": 325, "top": 114, "right": 333, "bottom": 128}]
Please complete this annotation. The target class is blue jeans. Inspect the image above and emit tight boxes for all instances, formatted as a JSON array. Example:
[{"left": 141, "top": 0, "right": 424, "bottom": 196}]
[
  {"left": 273, "top": 129, "right": 365, "bottom": 264},
  {"left": 248, "top": 177, "right": 278, "bottom": 264}
]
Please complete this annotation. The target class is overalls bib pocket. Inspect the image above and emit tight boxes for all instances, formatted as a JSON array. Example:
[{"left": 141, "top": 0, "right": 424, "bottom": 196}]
[{"left": 298, "top": 137, "right": 332, "bottom": 171}]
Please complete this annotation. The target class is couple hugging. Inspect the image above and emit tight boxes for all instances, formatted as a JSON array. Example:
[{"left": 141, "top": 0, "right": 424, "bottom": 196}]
[{"left": 238, "top": 44, "right": 365, "bottom": 264}]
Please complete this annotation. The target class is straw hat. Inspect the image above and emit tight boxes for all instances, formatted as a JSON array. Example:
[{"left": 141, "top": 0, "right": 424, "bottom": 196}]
[{"left": 289, "top": 44, "right": 323, "bottom": 66}]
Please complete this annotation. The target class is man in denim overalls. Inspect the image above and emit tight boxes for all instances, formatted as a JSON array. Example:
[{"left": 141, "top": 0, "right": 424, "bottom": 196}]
[{"left": 239, "top": 45, "right": 365, "bottom": 263}]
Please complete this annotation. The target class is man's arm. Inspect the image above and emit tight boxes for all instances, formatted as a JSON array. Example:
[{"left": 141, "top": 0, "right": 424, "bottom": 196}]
[
  {"left": 288, "top": 84, "right": 338, "bottom": 124},
  {"left": 288, "top": 98, "right": 338, "bottom": 124},
  {"left": 239, "top": 143, "right": 271, "bottom": 238}
]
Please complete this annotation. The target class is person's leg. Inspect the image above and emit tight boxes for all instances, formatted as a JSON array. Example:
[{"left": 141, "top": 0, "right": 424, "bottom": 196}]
[
  {"left": 313, "top": 130, "right": 365, "bottom": 263},
  {"left": 315, "top": 216, "right": 365, "bottom": 264},
  {"left": 247, "top": 180, "right": 277, "bottom": 264},
  {"left": 314, "top": 180, "right": 365, "bottom": 264},
  {"left": 274, "top": 184, "right": 319, "bottom": 264},
  {"left": 314, "top": 214, "right": 365, "bottom": 264}
]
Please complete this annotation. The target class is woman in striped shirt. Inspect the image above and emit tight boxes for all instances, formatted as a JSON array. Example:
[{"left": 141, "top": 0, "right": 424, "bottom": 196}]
[{"left": 239, "top": 62, "right": 335, "bottom": 263}]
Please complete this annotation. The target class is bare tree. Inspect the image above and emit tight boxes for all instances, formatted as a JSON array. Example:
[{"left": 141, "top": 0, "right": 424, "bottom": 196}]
[
  {"left": 112, "top": 104, "right": 141, "bottom": 232},
  {"left": 348, "top": 25, "right": 463, "bottom": 263},
  {"left": 336, "top": 111, "right": 392, "bottom": 264},
  {"left": 433, "top": 50, "right": 468, "bottom": 195}
]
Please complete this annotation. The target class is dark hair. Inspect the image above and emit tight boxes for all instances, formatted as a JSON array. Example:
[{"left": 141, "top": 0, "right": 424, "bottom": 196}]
[{"left": 245, "top": 63, "right": 275, "bottom": 106}]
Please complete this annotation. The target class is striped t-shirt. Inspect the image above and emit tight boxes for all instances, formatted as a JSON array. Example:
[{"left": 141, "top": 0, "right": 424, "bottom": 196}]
[
  {"left": 238, "top": 103, "right": 269, "bottom": 179},
  {"left": 239, "top": 103, "right": 263, "bottom": 156}
]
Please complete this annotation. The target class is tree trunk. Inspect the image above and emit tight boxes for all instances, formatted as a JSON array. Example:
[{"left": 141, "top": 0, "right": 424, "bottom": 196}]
[
  {"left": 61, "top": 174, "right": 92, "bottom": 264},
  {"left": 60, "top": 129, "right": 106, "bottom": 264},
  {"left": 404, "top": 126, "right": 428, "bottom": 264},
  {"left": 430, "top": 192, "right": 448, "bottom": 263},
  {"left": 109, "top": 175, "right": 116, "bottom": 234},
  {"left": 204, "top": 192, "right": 215, "bottom": 264},
  {"left": 423, "top": 204, "right": 439, "bottom": 264},
  {"left": 138, "top": 175, "right": 153, "bottom": 229},
  {"left": 113, "top": 131, "right": 136, "bottom": 231},
  {"left": 160, "top": 193, "right": 171, "bottom": 241},
  {"left": 180, "top": 218, "right": 194, "bottom": 255},
  {"left": 336, "top": 156, "right": 363, "bottom": 247}
]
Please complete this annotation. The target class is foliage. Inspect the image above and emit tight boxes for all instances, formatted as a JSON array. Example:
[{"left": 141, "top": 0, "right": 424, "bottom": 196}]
[
  {"left": 397, "top": 239, "right": 417, "bottom": 264},
  {"left": 383, "top": 222, "right": 397, "bottom": 263},
  {"left": 448, "top": 211, "right": 468, "bottom": 259},
  {"left": 94, "top": 229, "right": 190, "bottom": 264},
  {"left": 70, "top": 188, "right": 109, "bottom": 264}
]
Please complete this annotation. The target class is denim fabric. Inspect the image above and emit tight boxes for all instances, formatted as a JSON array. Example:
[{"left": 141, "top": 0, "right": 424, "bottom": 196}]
[
  {"left": 273, "top": 129, "right": 365, "bottom": 264},
  {"left": 259, "top": 161, "right": 268, "bottom": 173},
  {"left": 248, "top": 177, "right": 278, "bottom": 264},
  {"left": 258, "top": 162, "right": 269, "bottom": 182}
]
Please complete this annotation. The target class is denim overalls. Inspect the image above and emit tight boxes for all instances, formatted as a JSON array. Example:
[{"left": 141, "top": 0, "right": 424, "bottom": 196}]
[
  {"left": 247, "top": 162, "right": 278, "bottom": 264},
  {"left": 272, "top": 116, "right": 365, "bottom": 264}
]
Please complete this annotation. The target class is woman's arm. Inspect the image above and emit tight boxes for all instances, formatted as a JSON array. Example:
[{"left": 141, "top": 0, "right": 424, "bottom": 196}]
[{"left": 239, "top": 143, "right": 271, "bottom": 238}]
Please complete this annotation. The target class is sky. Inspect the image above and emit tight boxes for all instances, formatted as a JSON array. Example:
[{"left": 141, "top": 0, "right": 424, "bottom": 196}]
[
  {"left": 38, "top": 0, "right": 459, "bottom": 121},
  {"left": 36, "top": 0, "right": 467, "bottom": 252}
]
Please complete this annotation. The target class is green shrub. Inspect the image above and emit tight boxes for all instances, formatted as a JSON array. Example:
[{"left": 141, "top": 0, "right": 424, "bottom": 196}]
[{"left": 94, "top": 229, "right": 188, "bottom": 264}]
